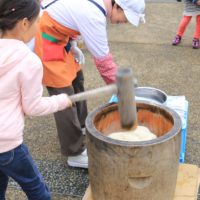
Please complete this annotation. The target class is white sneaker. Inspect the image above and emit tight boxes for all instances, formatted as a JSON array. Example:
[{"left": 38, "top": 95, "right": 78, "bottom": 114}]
[
  {"left": 82, "top": 127, "right": 86, "bottom": 135},
  {"left": 67, "top": 149, "right": 88, "bottom": 169}
]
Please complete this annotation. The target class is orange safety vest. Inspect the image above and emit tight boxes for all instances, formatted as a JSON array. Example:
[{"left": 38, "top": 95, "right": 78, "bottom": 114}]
[{"left": 35, "top": 11, "right": 81, "bottom": 88}]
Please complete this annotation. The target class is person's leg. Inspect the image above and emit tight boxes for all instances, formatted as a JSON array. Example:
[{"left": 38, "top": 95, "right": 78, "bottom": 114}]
[
  {"left": 0, "top": 144, "right": 51, "bottom": 200},
  {"left": 194, "top": 15, "right": 200, "bottom": 38},
  {"left": 172, "top": 16, "right": 192, "bottom": 45},
  {"left": 72, "top": 70, "right": 88, "bottom": 128},
  {"left": 47, "top": 86, "right": 85, "bottom": 156},
  {"left": 0, "top": 170, "right": 9, "bottom": 200},
  {"left": 192, "top": 15, "right": 200, "bottom": 48},
  {"left": 177, "top": 16, "right": 192, "bottom": 36}
]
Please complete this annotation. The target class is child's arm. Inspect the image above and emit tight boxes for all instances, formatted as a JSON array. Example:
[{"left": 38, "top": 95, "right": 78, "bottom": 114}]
[{"left": 20, "top": 56, "right": 72, "bottom": 116}]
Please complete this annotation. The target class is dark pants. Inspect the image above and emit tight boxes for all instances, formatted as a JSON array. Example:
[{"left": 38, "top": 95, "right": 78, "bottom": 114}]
[
  {"left": 46, "top": 70, "right": 88, "bottom": 156},
  {"left": 0, "top": 144, "right": 51, "bottom": 200}
]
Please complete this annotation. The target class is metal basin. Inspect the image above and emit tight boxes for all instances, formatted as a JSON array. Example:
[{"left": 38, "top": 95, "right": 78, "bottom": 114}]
[{"left": 135, "top": 87, "right": 167, "bottom": 104}]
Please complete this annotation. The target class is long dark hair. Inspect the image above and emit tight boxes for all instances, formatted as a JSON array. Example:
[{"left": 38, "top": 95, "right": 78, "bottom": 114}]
[
  {"left": 112, "top": 0, "right": 121, "bottom": 9},
  {"left": 112, "top": 0, "right": 115, "bottom": 6},
  {"left": 0, "top": 0, "right": 40, "bottom": 32}
]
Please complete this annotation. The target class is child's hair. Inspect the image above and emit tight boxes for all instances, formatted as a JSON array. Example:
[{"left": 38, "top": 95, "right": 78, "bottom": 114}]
[
  {"left": 0, "top": 0, "right": 40, "bottom": 33},
  {"left": 112, "top": 0, "right": 115, "bottom": 6},
  {"left": 112, "top": 0, "right": 121, "bottom": 9}
]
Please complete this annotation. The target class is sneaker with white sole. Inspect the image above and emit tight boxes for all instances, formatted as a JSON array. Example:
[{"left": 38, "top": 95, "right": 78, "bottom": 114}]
[
  {"left": 82, "top": 127, "right": 86, "bottom": 135},
  {"left": 67, "top": 149, "right": 88, "bottom": 169}
]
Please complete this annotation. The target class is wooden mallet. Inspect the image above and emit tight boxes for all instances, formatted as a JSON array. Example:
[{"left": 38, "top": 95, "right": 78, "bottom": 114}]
[{"left": 69, "top": 68, "right": 137, "bottom": 130}]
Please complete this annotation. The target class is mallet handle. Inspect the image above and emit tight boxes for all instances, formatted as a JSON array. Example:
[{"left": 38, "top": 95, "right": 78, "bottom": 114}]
[
  {"left": 69, "top": 84, "right": 117, "bottom": 103},
  {"left": 116, "top": 68, "right": 137, "bottom": 129}
]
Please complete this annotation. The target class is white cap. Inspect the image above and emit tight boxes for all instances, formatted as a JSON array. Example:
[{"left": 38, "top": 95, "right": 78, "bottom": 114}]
[{"left": 115, "top": 0, "right": 145, "bottom": 26}]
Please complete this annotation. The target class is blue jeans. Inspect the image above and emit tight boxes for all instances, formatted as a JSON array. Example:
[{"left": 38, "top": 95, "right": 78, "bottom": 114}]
[{"left": 0, "top": 144, "right": 51, "bottom": 200}]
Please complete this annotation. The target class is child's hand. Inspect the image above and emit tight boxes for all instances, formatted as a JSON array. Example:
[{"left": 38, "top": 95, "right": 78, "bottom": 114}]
[{"left": 65, "top": 94, "right": 73, "bottom": 107}]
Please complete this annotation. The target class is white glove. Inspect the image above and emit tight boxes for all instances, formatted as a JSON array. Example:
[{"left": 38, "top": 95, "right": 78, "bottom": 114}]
[{"left": 70, "top": 40, "right": 85, "bottom": 65}]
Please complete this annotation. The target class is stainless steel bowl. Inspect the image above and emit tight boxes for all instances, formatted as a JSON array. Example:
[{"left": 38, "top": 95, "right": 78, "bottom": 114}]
[{"left": 134, "top": 87, "right": 167, "bottom": 104}]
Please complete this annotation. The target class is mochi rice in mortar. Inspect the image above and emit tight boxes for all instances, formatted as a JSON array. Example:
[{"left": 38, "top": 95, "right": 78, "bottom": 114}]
[{"left": 108, "top": 125, "right": 157, "bottom": 141}]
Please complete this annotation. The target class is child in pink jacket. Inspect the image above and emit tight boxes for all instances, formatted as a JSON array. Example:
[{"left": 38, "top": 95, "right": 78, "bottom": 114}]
[{"left": 0, "top": 0, "right": 72, "bottom": 199}]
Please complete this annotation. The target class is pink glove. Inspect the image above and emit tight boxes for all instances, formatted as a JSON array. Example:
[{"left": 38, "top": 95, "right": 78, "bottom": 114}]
[{"left": 94, "top": 53, "right": 117, "bottom": 84}]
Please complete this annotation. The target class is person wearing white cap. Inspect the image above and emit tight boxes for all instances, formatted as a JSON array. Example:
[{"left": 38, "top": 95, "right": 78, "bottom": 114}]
[
  {"left": 34, "top": 0, "right": 145, "bottom": 169},
  {"left": 114, "top": 0, "right": 145, "bottom": 26}
]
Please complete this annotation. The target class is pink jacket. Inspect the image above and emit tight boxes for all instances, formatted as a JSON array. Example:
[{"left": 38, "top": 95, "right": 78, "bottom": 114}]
[{"left": 0, "top": 39, "right": 70, "bottom": 153}]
